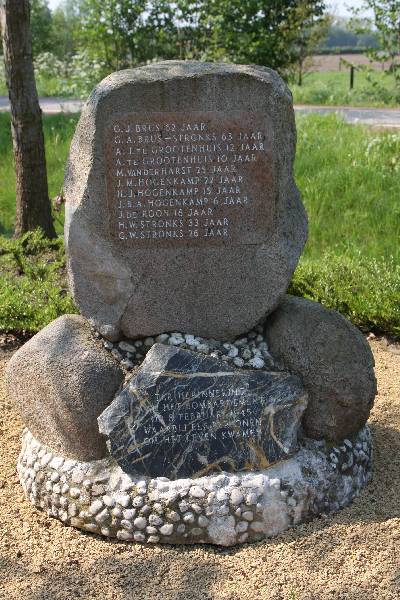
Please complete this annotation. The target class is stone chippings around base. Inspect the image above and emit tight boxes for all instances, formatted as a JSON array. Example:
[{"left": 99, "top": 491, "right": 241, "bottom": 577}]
[
  {"left": 100, "top": 322, "right": 275, "bottom": 372},
  {"left": 64, "top": 61, "right": 307, "bottom": 341},
  {"left": 98, "top": 344, "right": 308, "bottom": 479},
  {"left": 18, "top": 426, "right": 372, "bottom": 546},
  {"left": 264, "top": 296, "right": 377, "bottom": 442},
  {"left": 5, "top": 315, "right": 124, "bottom": 461}
]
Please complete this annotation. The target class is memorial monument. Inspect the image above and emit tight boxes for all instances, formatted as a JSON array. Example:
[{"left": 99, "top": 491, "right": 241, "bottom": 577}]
[{"left": 6, "top": 62, "right": 376, "bottom": 546}]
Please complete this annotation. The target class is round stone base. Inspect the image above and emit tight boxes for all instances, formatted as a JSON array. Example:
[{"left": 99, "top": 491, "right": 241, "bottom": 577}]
[{"left": 17, "top": 427, "right": 372, "bottom": 546}]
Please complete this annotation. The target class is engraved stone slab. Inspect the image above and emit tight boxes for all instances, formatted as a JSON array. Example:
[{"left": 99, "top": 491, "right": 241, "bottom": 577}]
[
  {"left": 98, "top": 344, "right": 308, "bottom": 479},
  {"left": 105, "top": 111, "right": 274, "bottom": 247},
  {"left": 65, "top": 61, "right": 308, "bottom": 341}
]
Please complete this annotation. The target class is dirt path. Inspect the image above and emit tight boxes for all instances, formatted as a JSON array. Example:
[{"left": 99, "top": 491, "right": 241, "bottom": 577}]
[{"left": 0, "top": 339, "right": 399, "bottom": 600}]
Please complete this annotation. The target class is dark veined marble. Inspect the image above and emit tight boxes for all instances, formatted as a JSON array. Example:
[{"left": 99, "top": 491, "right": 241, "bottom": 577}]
[{"left": 98, "top": 344, "right": 308, "bottom": 479}]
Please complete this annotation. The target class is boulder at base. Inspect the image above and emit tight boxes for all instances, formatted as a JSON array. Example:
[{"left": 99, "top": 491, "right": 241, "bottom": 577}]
[
  {"left": 264, "top": 295, "right": 376, "bottom": 441},
  {"left": 98, "top": 344, "right": 308, "bottom": 479},
  {"left": 6, "top": 315, "right": 124, "bottom": 461},
  {"left": 64, "top": 61, "right": 307, "bottom": 341}
]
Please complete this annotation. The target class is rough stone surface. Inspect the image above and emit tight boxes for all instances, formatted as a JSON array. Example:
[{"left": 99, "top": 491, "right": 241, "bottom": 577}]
[
  {"left": 264, "top": 296, "right": 377, "bottom": 441},
  {"left": 17, "top": 425, "right": 373, "bottom": 546},
  {"left": 5, "top": 315, "right": 124, "bottom": 461},
  {"left": 98, "top": 344, "right": 307, "bottom": 479},
  {"left": 64, "top": 61, "right": 307, "bottom": 341}
]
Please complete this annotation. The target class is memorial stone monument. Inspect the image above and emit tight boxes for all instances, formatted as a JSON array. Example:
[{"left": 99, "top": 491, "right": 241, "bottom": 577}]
[{"left": 6, "top": 62, "right": 376, "bottom": 546}]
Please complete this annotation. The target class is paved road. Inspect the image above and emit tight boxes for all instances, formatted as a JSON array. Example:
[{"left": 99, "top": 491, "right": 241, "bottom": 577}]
[
  {"left": 1, "top": 96, "right": 399, "bottom": 128},
  {"left": 295, "top": 104, "right": 400, "bottom": 129}
]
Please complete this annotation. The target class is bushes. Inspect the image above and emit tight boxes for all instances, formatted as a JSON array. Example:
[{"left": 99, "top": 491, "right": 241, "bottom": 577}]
[{"left": 290, "top": 254, "right": 400, "bottom": 337}]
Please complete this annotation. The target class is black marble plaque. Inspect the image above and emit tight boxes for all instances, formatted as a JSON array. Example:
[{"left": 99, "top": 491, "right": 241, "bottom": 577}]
[{"left": 98, "top": 344, "right": 307, "bottom": 479}]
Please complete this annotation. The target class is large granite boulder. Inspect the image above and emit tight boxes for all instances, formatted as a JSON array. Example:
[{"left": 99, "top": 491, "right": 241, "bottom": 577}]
[
  {"left": 264, "top": 296, "right": 376, "bottom": 441},
  {"left": 98, "top": 344, "right": 308, "bottom": 479},
  {"left": 6, "top": 315, "right": 124, "bottom": 461},
  {"left": 65, "top": 61, "right": 307, "bottom": 341}
]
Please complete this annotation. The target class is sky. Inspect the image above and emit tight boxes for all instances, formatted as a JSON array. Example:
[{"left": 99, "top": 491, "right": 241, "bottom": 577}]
[{"left": 47, "top": 0, "right": 370, "bottom": 18}]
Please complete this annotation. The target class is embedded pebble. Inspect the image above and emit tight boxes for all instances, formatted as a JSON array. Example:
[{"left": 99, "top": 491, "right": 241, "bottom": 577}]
[
  {"left": 160, "top": 523, "right": 174, "bottom": 536},
  {"left": 230, "top": 489, "right": 244, "bottom": 506},
  {"left": 242, "top": 511, "right": 254, "bottom": 521},
  {"left": 133, "top": 517, "right": 147, "bottom": 530},
  {"left": 190, "top": 486, "right": 205, "bottom": 499}
]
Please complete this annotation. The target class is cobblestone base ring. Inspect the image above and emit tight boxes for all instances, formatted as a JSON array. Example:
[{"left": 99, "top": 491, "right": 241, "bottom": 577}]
[{"left": 17, "top": 427, "right": 372, "bottom": 546}]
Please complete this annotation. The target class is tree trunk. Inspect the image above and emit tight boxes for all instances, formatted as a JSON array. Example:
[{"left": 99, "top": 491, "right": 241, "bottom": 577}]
[{"left": 0, "top": 0, "right": 56, "bottom": 238}]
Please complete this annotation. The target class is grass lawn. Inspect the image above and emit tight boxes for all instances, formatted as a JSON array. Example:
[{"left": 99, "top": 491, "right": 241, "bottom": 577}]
[
  {"left": 291, "top": 70, "right": 399, "bottom": 108},
  {"left": 0, "top": 112, "right": 399, "bottom": 337}
]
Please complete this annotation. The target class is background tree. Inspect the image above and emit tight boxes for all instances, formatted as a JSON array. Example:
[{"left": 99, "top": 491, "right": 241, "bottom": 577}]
[
  {"left": 176, "top": 0, "right": 327, "bottom": 73},
  {"left": 0, "top": 0, "right": 56, "bottom": 238},
  {"left": 30, "top": 0, "right": 53, "bottom": 55},
  {"left": 350, "top": 1, "right": 400, "bottom": 91},
  {"left": 289, "top": 4, "right": 331, "bottom": 85}
]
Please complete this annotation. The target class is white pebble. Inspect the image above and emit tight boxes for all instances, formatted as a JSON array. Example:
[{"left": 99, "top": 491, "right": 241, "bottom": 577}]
[
  {"left": 160, "top": 523, "right": 174, "bottom": 536},
  {"left": 230, "top": 489, "right": 244, "bottom": 506},
  {"left": 183, "top": 512, "right": 195, "bottom": 524},
  {"left": 118, "top": 341, "right": 136, "bottom": 353},
  {"left": 89, "top": 500, "right": 103, "bottom": 515},
  {"left": 190, "top": 486, "right": 205, "bottom": 499},
  {"left": 242, "top": 511, "right": 254, "bottom": 521},
  {"left": 116, "top": 494, "right": 131, "bottom": 508},
  {"left": 133, "top": 516, "right": 147, "bottom": 530},
  {"left": 236, "top": 521, "right": 248, "bottom": 533},
  {"left": 117, "top": 530, "right": 133, "bottom": 541},
  {"left": 248, "top": 356, "right": 265, "bottom": 369},
  {"left": 95, "top": 509, "right": 110, "bottom": 524},
  {"left": 102, "top": 495, "right": 115, "bottom": 508},
  {"left": 198, "top": 515, "right": 209, "bottom": 528}
]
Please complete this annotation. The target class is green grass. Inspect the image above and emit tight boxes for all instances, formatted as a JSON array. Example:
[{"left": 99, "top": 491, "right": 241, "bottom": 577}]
[
  {"left": 0, "top": 230, "right": 77, "bottom": 334},
  {"left": 0, "top": 76, "right": 75, "bottom": 98},
  {"left": 0, "top": 112, "right": 79, "bottom": 236},
  {"left": 0, "top": 113, "right": 399, "bottom": 337},
  {"left": 291, "top": 70, "right": 400, "bottom": 107}
]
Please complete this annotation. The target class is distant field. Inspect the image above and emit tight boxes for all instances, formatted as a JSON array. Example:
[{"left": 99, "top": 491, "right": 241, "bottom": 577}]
[
  {"left": 0, "top": 112, "right": 399, "bottom": 337},
  {"left": 309, "top": 53, "right": 399, "bottom": 72},
  {"left": 291, "top": 70, "right": 399, "bottom": 107}
]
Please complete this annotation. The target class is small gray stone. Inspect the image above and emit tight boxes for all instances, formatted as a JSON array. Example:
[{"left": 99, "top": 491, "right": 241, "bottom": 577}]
[
  {"left": 117, "top": 530, "right": 133, "bottom": 541},
  {"left": 242, "top": 511, "right": 254, "bottom": 522},
  {"left": 5, "top": 315, "right": 124, "bottom": 461},
  {"left": 133, "top": 531, "right": 146, "bottom": 542},
  {"left": 119, "top": 341, "right": 136, "bottom": 353},
  {"left": 265, "top": 296, "right": 377, "bottom": 440},
  {"left": 89, "top": 499, "right": 103, "bottom": 515},
  {"left": 133, "top": 516, "right": 147, "bottom": 530},
  {"left": 183, "top": 512, "right": 195, "bottom": 524},
  {"left": 159, "top": 523, "right": 174, "bottom": 536},
  {"left": 95, "top": 509, "right": 110, "bottom": 524},
  {"left": 230, "top": 489, "right": 244, "bottom": 506},
  {"left": 102, "top": 495, "right": 115, "bottom": 508},
  {"left": 148, "top": 535, "right": 160, "bottom": 543},
  {"left": 198, "top": 515, "right": 209, "bottom": 528},
  {"left": 190, "top": 486, "right": 205, "bottom": 499}
]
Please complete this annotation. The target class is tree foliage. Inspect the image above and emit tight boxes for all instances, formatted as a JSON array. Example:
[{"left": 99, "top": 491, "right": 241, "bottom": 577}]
[
  {"left": 350, "top": 1, "right": 400, "bottom": 73},
  {"left": 177, "top": 0, "right": 327, "bottom": 72},
  {"left": 44, "top": 0, "right": 328, "bottom": 74}
]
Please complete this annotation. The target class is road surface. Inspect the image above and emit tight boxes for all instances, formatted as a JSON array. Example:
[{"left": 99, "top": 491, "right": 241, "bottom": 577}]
[{"left": 1, "top": 96, "right": 399, "bottom": 128}]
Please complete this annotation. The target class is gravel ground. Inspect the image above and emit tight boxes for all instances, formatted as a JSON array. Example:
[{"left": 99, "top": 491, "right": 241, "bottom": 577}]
[{"left": 0, "top": 338, "right": 399, "bottom": 600}]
